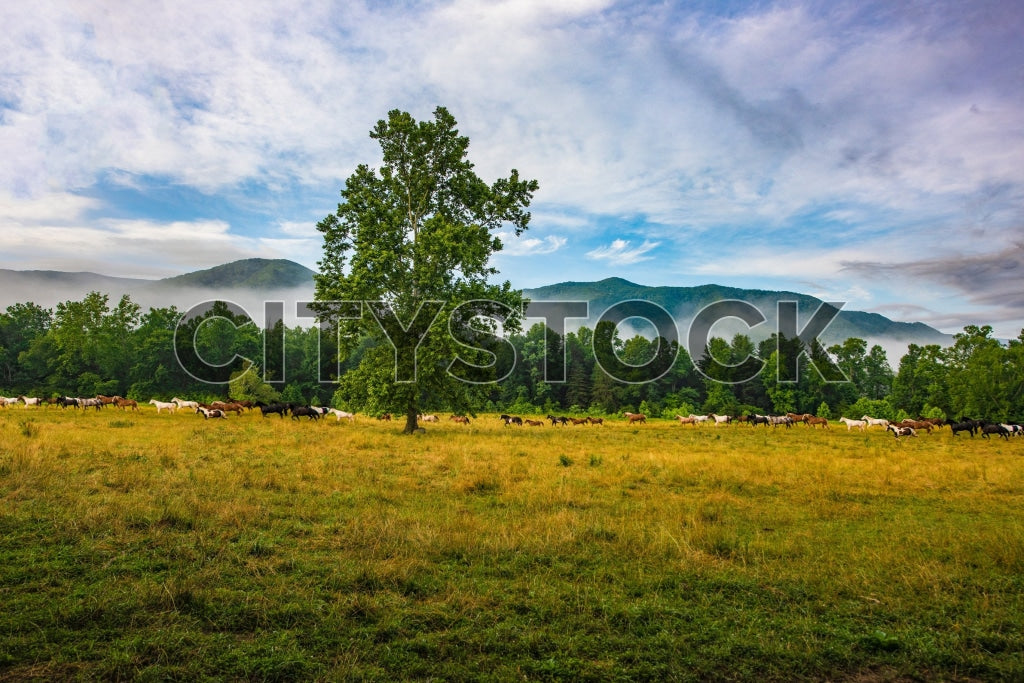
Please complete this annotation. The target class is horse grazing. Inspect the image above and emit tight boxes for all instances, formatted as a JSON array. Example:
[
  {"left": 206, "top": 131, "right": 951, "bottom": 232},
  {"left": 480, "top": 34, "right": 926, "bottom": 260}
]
[
  {"left": 149, "top": 399, "right": 176, "bottom": 414},
  {"left": 114, "top": 397, "right": 138, "bottom": 411},
  {"left": 627, "top": 413, "right": 647, "bottom": 425},
  {"left": 839, "top": 417, "right": 867, "bottom": 431}
]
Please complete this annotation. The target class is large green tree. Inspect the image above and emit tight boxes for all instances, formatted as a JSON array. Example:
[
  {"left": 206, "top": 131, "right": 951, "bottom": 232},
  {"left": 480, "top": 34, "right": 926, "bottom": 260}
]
[{"left": 314, "top": 107, "right": 538, "bottom": 432}]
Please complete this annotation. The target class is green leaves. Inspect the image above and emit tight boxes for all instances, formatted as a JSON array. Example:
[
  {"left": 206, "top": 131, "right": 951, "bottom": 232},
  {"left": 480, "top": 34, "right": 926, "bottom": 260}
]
[{"left": 315, "top": 107, "right": 539, "bottom": 431}]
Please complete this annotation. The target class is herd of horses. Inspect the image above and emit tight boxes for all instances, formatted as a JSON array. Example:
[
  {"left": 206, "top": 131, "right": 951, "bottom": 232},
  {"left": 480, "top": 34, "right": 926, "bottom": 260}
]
[
  {"left": 3, "top": 395, "right": 1023, "bottom": 440},
  {"left": 1, "top": 394, "right": 357, "bottom": 422},
  {"left": 668, "top": 411, "right": 1023, "bottom": 440}
]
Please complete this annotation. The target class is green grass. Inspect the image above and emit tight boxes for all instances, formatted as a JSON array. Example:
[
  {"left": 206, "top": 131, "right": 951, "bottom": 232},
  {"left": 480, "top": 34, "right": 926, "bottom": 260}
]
[{"left": 1, "top": 409, "right": 1022, "bottom": 680}]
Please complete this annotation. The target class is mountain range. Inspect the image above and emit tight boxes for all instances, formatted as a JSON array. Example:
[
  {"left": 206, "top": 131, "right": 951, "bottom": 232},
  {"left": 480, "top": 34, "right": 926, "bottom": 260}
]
[{"left": 0, "top": 259, "right": 951, "bottom": 355}]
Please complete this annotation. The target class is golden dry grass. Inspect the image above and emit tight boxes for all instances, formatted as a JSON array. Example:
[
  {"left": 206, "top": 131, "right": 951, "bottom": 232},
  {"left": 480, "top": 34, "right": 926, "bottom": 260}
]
[{"left": 1, "top": 408, "right": 1022, "bottom": 679}]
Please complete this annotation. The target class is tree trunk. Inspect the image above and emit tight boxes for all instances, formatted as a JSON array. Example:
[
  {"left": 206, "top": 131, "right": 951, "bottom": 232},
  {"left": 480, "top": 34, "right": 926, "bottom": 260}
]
[{"left": 403, "top": 404, "right": 419, "bottom": 434}]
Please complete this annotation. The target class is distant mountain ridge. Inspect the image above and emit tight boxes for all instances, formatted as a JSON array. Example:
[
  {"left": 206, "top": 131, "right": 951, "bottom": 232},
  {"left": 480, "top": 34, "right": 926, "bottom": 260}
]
[
  {"left": 522, "top": 277, "right": 950, "bottom": 348},
  {"left": 0, "top": 260, "right": 950, "bottom": 350},
  {"left": 159, "top": 258, "right": 315, "bottom": 289}
]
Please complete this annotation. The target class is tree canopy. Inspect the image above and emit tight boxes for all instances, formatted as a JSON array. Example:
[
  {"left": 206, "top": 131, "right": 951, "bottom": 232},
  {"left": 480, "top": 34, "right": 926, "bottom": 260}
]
[{"left": 314, "top": 106, "right": 539, "bottom": 432}]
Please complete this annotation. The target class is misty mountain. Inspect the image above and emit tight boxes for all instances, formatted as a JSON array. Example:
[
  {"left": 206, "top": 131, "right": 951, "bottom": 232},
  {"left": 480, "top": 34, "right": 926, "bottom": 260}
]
[
  {"left": 0, "top": 259, "right": 317, "bottom": 325},
  {"left": 522, "top": 277, "right": 951, "bottom": 353},
  {"left": 0, "top": 261, "right": 950, "bottom": 354},
  {"left": 159, "top": 258, "right": 315, "bottom": 289}
]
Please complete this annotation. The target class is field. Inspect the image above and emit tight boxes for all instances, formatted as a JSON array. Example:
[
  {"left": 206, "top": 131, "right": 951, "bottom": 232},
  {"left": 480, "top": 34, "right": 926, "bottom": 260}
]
[{"left": 1, "top": 409, "right": 1022, "bottom": 681}]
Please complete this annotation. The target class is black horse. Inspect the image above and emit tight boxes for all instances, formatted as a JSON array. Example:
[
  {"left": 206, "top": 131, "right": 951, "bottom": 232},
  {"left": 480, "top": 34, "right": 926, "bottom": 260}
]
[
  {"left": 980, "top": 423, "right": 1010, "bottom": 440},
  {"left": 948, "top": 420, "right": 977, "bottom": 437},
  {"left": 291, "top": 405, "right": 320, "bottom": 421},
  {"left": 260, "top": 402, "right": 290, "bottom": 418}
]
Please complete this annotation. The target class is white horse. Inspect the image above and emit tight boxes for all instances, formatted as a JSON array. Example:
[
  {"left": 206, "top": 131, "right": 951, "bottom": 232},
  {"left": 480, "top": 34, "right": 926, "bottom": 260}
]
[
  {"left": 839, "top": 417, "right": 868, "bottom": 431},
  {"left": 149, "top": 399, "right": 177, "bottom": 414},
  {"left": 689, "top": 414, "right": 711, "bottom": 425},
  {"left": 328, "top": 408, "right": 355, "bottom": 422},
  {"left": 709, "top": 413, "right": 731, "bottom": 425},
  {"left": 78, "top": 397, "right": 103, "bottom": 410},
  {"left": 18, "top": 396, "right": 41, "bottom": 407},
  {"left": 172, "top": 397, "right": 199, "bottom": 410},
  {"left": 861, "top": 415, "right": 889, "bottom": 428}
]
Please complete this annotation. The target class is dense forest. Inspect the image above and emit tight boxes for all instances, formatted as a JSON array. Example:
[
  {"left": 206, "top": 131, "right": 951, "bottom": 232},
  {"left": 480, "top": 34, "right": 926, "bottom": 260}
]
[{"left": 2, "top": 291, "right": 1023, "bottom": 422}]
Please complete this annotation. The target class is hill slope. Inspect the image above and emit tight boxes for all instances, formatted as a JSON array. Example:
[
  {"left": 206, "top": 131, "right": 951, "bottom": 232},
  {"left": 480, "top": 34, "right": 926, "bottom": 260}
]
[
  {"left": 523, "top": 277, "right": 950, "bottom": 347},
  {"left": 158, "top": 258, "right": 315, "bottom": 289},
  {"left": 0, "top": 262, "right": 950, "bottom": 349}
]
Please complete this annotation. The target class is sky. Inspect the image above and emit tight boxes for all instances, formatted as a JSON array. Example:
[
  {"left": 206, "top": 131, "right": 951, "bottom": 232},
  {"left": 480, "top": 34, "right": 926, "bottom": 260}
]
[{"left": 1, "top": 0, "right": 1023, "bottom": 336}]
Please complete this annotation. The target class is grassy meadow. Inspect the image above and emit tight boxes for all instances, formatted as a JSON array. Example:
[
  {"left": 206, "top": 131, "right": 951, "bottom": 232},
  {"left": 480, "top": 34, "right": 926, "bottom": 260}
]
[{"left": 0, "top": 407, "right": 1022, "bottom": 681}]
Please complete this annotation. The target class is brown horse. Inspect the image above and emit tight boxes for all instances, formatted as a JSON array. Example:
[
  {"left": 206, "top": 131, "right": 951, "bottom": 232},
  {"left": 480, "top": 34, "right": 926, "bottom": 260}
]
[
  {"left": 524, "top": 419, "right": 544, "bottom": 426},
  {"left": 805, "top": 416, "right": 828, "bottom": 429},
  {"left": 899, "top": 419, "right": 933, "bottom": 433},
  {"left": 450, "top": 415, "right": 471, "bottom": 424},
  {"left": 627, "top": 413, "right": 647, "bottom": 425},
  {"left": 210, "top": 401, "right": 245, "bottom": 416},
  {"left": 587, "top": 416, "right": 604, "bottom": 425},
  {"left": 113, "top": 397, "right": 139, "bottom": 411}
]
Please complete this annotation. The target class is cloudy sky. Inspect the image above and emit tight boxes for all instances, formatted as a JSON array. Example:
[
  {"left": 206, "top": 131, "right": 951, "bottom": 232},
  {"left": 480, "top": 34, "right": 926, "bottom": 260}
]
[{"left": 2, "top": 0, "right": 1023, "bottom": 335}]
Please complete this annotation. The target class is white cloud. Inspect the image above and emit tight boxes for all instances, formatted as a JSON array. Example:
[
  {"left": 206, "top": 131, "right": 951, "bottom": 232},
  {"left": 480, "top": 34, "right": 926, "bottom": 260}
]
[
  {"left": 586, "top": 239, "right": 660, "bottom": 265},
  {"left": 0, "top": 217, "right": 319, "bottom": 278},
  {"left": 495, "top": 231, "right": 566, "bottom": 256},
  {"left": 0, "top": 0, "right": 1022, "bottom": 331}
]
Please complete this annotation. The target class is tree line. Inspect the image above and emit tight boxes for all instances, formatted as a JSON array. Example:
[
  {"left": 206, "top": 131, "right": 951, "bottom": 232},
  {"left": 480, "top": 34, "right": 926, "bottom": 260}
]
[{"left": 2, "top": 291, "right": 1022, "bottom": 423}]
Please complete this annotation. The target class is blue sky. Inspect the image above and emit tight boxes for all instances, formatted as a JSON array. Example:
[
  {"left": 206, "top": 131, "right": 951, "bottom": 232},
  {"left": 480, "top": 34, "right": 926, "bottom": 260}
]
[{"left": 1, "top": 0, "right": 1023, "bottom": 335}]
